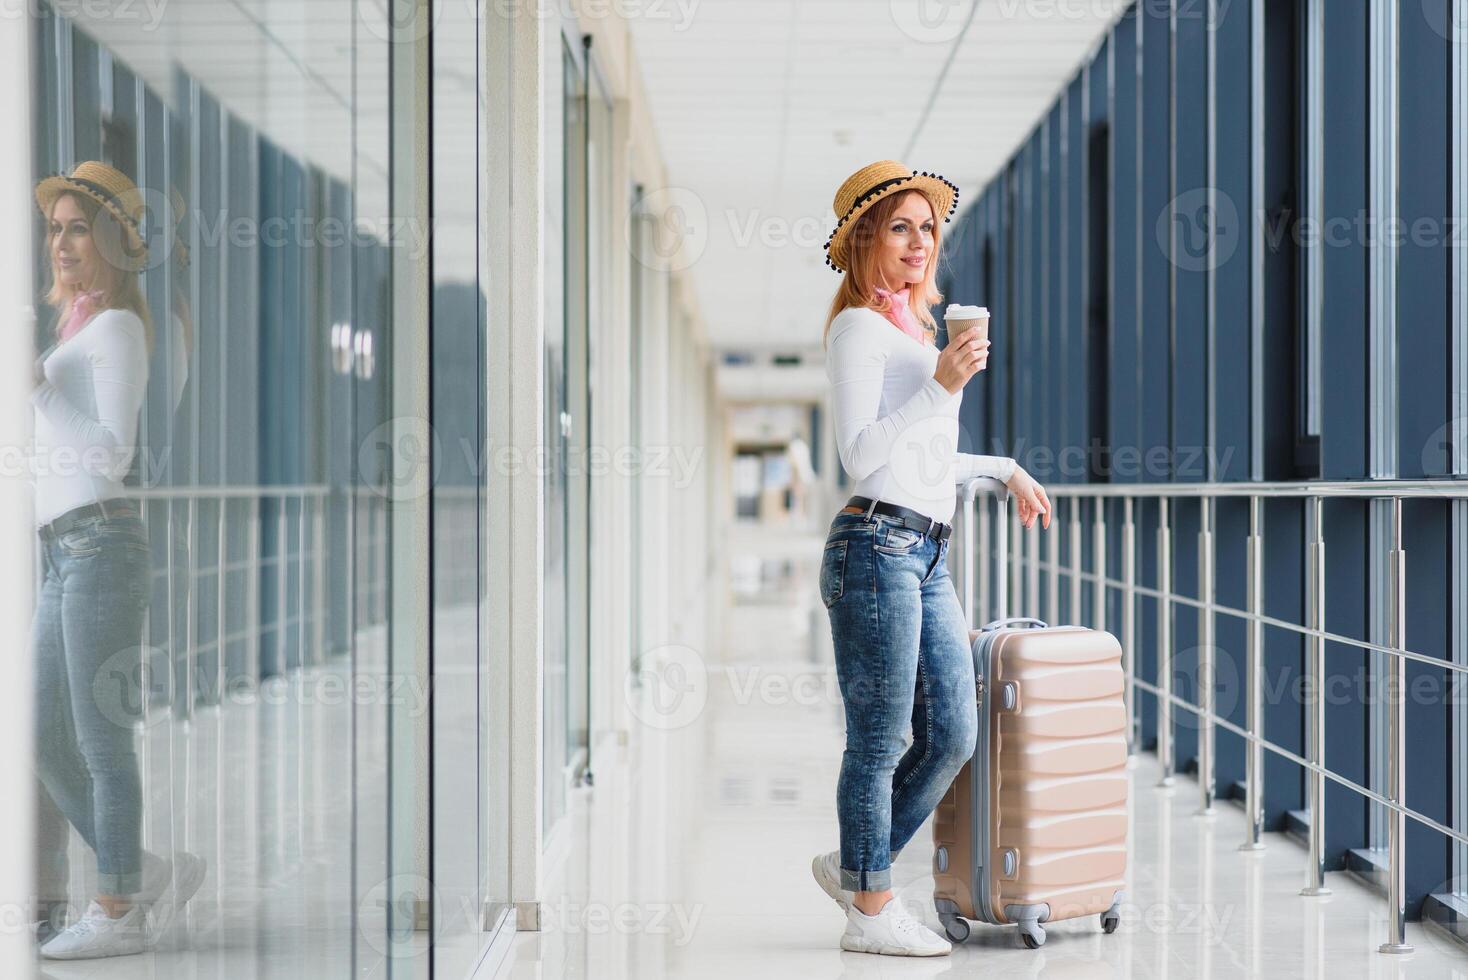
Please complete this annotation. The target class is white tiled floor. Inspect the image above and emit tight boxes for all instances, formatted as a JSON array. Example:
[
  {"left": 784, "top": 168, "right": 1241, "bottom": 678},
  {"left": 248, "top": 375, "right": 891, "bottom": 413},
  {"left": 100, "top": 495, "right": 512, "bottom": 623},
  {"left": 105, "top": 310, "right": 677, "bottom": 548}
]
[{"left": 494, "top": 527, "right": 1468, "bottom": 980}]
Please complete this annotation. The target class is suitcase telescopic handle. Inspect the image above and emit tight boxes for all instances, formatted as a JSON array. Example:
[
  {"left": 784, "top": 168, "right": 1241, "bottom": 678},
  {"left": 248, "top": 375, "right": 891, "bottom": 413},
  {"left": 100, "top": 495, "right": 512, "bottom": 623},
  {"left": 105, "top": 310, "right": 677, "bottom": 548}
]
[
  {"left": 981, "top": 617, "right": 1050, "bottom": 632},
  {"left": 959, "top": 477, "right": 1010, "bottom": 624}
]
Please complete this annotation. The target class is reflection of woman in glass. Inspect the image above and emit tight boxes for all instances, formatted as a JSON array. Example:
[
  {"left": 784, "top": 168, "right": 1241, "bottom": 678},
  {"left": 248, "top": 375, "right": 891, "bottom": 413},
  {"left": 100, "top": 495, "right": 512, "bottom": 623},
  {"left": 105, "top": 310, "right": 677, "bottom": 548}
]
[{"left": 30, "top": 161, "right": 203, "bottom": 960}]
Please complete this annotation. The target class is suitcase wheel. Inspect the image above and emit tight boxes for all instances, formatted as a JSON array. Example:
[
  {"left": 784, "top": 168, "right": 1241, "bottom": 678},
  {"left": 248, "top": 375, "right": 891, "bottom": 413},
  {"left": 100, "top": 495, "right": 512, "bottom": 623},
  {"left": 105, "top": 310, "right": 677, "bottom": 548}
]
[
  {"left": 1017, "top": 920, "right": 1045, "bottom": 949},
  {"left": 1101, "top": 906, "right": 1121, "bottom": 935},
  {"left": 939, "top": 915, "right": 969, "bottom": 944}
]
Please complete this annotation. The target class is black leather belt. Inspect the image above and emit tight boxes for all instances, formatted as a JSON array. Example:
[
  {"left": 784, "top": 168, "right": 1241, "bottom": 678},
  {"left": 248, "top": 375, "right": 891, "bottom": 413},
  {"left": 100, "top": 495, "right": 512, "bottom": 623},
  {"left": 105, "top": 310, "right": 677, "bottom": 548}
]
[
  {"left": 38, "top": 497, "right": 140, "bottom": 540},
  {"left": 844, "top": 495, "right": 952, "bottom": 542}
]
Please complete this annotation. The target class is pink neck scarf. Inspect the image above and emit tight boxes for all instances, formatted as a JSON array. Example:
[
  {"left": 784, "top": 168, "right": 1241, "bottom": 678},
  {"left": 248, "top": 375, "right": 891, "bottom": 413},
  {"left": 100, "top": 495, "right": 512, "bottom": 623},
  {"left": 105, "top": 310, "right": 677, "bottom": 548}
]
[
  {"left": 58, "top": 289, "right": 104, "bottom": 344},
  {"left": 872, "top": 286, "right": 928, "bottom": 345}
]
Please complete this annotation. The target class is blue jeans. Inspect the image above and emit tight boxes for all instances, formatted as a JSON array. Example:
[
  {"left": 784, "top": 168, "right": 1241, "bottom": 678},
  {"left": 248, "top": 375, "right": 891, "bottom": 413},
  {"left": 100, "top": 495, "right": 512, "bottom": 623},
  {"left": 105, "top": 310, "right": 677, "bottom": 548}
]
[
  {"left": 32, "top": 504, "right": 151, "bottom": 897},
  {"left": 820, "top": 510, "right": 978, "bottom": 893}
]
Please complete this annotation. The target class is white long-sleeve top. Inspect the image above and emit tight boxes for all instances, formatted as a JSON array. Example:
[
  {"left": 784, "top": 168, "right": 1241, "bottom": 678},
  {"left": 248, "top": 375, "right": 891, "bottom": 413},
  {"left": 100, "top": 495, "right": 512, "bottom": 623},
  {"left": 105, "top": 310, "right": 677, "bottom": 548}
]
[
  {"left": 31, "top": 308, "right": 150, "bottom": 525},
  {"left": 826, "top": 306, "right": 1015, "bottom": 525}
]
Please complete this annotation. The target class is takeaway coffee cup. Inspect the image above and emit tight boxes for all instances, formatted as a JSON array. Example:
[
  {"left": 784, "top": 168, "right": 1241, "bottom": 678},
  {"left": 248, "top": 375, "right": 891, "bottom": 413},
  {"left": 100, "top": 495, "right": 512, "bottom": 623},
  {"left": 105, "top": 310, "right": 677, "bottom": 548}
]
[{"left": 944, "top": 304, "right": 989, "bottom": 344}]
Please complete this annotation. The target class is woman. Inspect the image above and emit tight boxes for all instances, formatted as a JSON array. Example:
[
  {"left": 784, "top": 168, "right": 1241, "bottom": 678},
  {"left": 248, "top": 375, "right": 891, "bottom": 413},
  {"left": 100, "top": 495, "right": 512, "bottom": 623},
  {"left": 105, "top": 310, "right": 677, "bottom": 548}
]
[
  {"left": 809, "top": 161, "right": 1051, "bottom": 957},
  {"left": 30, "top": 161, "right": 204, "bottom": 960}
]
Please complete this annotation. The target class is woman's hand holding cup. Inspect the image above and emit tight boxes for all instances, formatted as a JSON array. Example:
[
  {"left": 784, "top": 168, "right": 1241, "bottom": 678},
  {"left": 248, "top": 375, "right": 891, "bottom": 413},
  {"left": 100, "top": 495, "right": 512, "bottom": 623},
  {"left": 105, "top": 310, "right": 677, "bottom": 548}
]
[
  {"left": 935, "top": 304, "right": 992, "bottom": 395},
  {"left": 933, "top": 326, "right": 990, "bottom": 395}
]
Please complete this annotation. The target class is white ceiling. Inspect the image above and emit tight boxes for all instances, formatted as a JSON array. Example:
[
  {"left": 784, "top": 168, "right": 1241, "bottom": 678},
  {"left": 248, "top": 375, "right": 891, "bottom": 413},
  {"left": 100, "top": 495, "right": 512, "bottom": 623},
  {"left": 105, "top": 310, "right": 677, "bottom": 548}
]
[{"left": 628, "top": 0, "right": 1127, "bottom": 357}]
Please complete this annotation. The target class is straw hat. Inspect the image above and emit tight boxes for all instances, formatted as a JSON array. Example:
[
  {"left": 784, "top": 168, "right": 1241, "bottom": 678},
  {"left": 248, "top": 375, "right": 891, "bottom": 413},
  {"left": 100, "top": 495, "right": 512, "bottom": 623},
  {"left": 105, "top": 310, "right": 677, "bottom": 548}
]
[
  {"left": 35, "top": 161, "right": 149, "bottom": 272},
  {"left": 823, "top": 160, "right": 960, "bottom": 273}
]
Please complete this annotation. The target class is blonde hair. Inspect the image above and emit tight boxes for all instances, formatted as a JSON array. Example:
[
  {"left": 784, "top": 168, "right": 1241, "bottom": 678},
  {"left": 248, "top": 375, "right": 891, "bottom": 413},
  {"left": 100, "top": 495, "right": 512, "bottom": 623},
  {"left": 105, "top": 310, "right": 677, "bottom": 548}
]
[
  {"left": 43, "top": 190, "right": 154, "bottom": 351},
  {"left": 823, "top": 189, "right": 945, "bottom": 349}
]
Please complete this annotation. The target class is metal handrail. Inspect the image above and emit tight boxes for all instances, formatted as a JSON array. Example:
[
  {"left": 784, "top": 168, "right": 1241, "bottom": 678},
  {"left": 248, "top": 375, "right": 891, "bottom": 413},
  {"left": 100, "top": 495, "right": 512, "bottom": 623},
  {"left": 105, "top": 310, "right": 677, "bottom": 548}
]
[
  {"left": 1127, "top": 674, "right": 1468, "bottom": 849},
  {"left": 126, "top": 484, "right": 333, "bottom": 499},
  {"left": 109, "top": 484, "right": 388, "bottom": 722},
  {"left": 1006, "top": 555, "right": 1468, "bottom": 675},
  {"left": 954, "top": 475, "right": 1461, "bottom": 955},
  {"left": 1027, "top": 477, "right": 1468, "bottom": 499}
]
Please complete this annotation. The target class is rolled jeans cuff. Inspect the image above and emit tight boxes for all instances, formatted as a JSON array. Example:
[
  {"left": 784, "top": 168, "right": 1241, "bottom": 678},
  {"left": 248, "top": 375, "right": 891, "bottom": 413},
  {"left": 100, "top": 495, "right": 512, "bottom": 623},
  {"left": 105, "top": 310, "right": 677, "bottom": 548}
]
[{"left": 841, "top": 865, "right": 891, "bottom": 892}]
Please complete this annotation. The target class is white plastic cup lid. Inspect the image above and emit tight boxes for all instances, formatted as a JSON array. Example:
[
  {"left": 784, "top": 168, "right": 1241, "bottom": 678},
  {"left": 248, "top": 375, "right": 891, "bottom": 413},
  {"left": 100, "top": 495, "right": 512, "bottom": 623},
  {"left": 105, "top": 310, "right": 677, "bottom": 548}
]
[{"left": 944, "top": 304, "right": 988, "bottom": 320}]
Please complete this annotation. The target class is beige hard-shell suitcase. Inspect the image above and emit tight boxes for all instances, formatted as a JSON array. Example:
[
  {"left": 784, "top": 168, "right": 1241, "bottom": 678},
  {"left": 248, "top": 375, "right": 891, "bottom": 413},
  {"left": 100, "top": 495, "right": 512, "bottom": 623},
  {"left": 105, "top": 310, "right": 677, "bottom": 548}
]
[{"left": 933, "top": 481, "right": 1127, "bottom": 948}]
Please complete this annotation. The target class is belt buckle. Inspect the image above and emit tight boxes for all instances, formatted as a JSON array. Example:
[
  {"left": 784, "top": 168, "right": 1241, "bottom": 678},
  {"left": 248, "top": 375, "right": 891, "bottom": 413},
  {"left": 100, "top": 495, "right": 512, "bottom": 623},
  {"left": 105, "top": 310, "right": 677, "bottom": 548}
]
[{"left": 923, "top": 516, "right": 935, "bottom": 539}]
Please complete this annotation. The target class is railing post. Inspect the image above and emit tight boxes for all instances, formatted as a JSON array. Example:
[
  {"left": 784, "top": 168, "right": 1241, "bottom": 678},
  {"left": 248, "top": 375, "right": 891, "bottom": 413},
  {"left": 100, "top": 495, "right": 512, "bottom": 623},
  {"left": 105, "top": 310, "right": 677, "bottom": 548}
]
[
  {"left": 276, "top": 501, "right": 289, "bottom": 682},
  {"left": 248, "top": 496, "right": 262, "bottom": 684},
  {"left": 313, "top": 494, "right": 326, "bottom": 665},
  {"left": 1010, "top": 496, "right": 1023, "bottom": 620},
  {"left": 977, "top": 490, "right": 991, "bottom": 624},
  {"left": 213, "top": 499, "right": 228, "bottom": 705},
  {"left": 1158, "top": 497, "right": 1174, "bottom": 787},
  {"left": 1070, "top": 498, "right": 1083, "bottom": 625},
  {"left": 1198, "top": 496, "right": 1216, "bottom": 815},
  {"left": 1301, "top": 495, "right": 1332, "bottom": 896},
  {"left": 996, "top": 490, "right": 1010, "bottom": 621},
  {"left": 1123, "top": 497, "right": 1138, "bottom": 755},
  {"left": 297, "top": 496, "right": 309, "bottom": 666},
  {"left": 1379, "top": 496, "right": 1413, "bottom": 952},
  {"left": 962, "top": 487, "right": 977, "bottom": 627},
  {"left": 1033, "top": 498, "right": 1045, "bottom": 619},
  {"left": 1240, "top": 495, "right": 1266, "bottom": 850},
  {"left": 1045, "top": 499, "right": 1059, "bottom": 625},
  {"left": 1094, "top": 497, "right": 1108, "bottom": 633}
]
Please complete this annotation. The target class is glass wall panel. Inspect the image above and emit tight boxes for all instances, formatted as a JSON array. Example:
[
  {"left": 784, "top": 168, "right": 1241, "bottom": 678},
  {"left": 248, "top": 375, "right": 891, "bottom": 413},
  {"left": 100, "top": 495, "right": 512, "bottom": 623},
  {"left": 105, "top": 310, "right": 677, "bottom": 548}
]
[
  {"left": 480, "top": 0, "right": 515, "bottom": 948},
  {"left": 574, "top": 62, "right": 613, "bottom": 776},
  {"left": 26, "top": 2, "right": 397, "bottom": 975},
  {"left": 428, "top": 0, "right": 511, "bottom": 971},
  {"left": 545, "top": 36, "right": 587, "bottom": 832}
]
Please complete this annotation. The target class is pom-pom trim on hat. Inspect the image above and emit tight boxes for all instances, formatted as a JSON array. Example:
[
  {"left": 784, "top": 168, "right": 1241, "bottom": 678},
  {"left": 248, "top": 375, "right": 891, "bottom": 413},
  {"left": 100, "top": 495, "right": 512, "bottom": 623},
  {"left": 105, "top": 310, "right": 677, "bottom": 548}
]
[
  {"left": 824, "top": 168, "right": 961, "bottom": 274},
  {"left": 35, "top": 171, "right": 146, "bottom": 234}
]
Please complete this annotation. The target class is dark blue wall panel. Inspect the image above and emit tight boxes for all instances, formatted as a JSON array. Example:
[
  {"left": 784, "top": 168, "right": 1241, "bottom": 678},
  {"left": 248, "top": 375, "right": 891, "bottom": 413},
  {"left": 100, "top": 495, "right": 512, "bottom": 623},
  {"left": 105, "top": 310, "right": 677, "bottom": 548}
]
[
  {"left": 1320, "top": 2, "right": 1369, "bottom": 480},
  {"left": 1047, "top": 107, "right": 1064, "bottom": 482},
  {"left": 1112, "top": 11, "right": 1142, "bottom": 478},
  {"left": 1172, "top": 6, "right": 1209, "bottom": 485},
  {"left": 1141, "top": 1, "right": 1173, "bottom": 484},
  {"left": 1215, "top": 0, "right": 1254, "bottom": 485},
  {"left": 1066, "top": 76, "right": 1086, "bottom": 486},
  {"left": 1398, "top": 2, "right": 1450, "bottom": 482},
  {"left": 994, "top": 171, "right": 1012, "bottom": 452}
]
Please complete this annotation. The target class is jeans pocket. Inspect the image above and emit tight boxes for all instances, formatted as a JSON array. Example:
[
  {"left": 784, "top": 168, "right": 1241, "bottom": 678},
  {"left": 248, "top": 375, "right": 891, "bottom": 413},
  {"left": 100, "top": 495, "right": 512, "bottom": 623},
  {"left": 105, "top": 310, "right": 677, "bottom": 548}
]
[
  {"left": 96, "top": 517, "right": 149, "bottom": 553},
  {"left": 819, "top": 540, "right": 848, "bottom": 608},
  {"left": 874, "top": 524, "right": 922, "bottom": 554},
  {"left": 56, "top": 525, "right": 101, "bottom": 558}
]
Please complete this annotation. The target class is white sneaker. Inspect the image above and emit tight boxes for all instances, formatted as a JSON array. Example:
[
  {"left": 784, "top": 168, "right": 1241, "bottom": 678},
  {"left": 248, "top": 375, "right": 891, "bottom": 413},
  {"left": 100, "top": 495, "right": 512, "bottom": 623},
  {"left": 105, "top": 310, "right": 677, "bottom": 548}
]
[
  {"left": 841, "top": 898, "right": 952, "bottom": 957},
  {"left": 811, "top": 851, "right": 854, "bottom": 911},
  {"left": 40, "top": 900, "right": 145, "bottom": 960}
]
